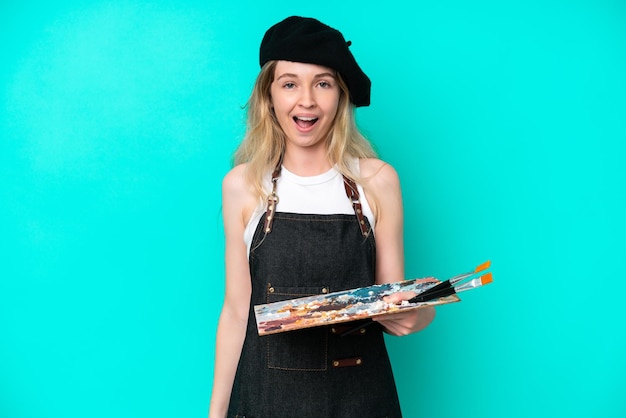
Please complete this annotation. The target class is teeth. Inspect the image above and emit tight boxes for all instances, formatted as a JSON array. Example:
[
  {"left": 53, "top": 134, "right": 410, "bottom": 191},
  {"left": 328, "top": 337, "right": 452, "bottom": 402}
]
[{"left": 295, "top": 116, "right": 317, "bottom": 121}]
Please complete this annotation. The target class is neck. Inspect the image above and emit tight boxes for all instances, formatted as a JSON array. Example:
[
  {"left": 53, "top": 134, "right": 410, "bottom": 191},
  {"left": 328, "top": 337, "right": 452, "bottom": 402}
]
[{"left": 282, "top": 148, "right": 332, "bottom": 177}]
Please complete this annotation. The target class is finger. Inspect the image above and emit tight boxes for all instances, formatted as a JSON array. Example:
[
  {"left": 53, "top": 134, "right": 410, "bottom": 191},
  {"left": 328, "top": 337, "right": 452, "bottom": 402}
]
[
  {"left": 414, "top": 277, "right": 440, "bottom": 284},
  {"left": 373, "top": 311, "right": 410, "bottom": 321},
  {"left": 378, "top": 320, "right": 412, "bottom": 337},
  {"left": 382, "top": 290, "right": 417, "bottom": 304}
]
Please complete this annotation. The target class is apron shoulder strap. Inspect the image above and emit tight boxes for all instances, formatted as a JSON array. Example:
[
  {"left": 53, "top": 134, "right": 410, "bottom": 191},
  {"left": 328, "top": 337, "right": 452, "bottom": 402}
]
[{"left": 343, "top": 176, "right": 370, "bottom": 237}]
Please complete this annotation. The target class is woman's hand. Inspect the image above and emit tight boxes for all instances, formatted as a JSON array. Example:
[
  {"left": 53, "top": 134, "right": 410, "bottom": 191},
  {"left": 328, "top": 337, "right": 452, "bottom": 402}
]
[{"left": 373, "top": 291, "right": 436, "bottom": 336}]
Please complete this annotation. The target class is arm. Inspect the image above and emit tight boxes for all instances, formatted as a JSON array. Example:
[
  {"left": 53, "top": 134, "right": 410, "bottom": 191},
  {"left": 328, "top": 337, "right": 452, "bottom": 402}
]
[
  {"left": 209, "top": 165, "right": 257, "bottom": 418},
  {"left": 360, "top": 158, "right": 435, "bottom": 336}
]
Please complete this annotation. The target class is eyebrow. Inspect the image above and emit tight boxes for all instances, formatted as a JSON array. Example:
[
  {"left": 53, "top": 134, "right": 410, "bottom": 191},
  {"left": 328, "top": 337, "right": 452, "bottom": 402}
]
[{"left": 275, "top": 72, "right": 336, "bottom": 81}]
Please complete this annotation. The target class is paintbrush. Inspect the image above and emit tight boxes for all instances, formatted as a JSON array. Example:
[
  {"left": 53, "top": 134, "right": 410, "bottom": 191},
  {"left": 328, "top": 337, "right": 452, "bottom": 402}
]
[
  {"left": 412, "top": 260, "right": 491, "bottom": 301},
  {"left": 338, "top": 261, "right": 493, "bottom": 337},
  {"left": 409, "top": 272, "right": 493, "bottom": 303}
]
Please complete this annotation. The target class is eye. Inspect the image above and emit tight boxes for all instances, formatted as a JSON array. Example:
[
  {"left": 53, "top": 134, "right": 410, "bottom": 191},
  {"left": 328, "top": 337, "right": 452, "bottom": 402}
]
[
  {"left": 317, "top": 80, "right": 333, "bottom": 88},
  {"left": 283, "top": 82, "right": 296, "bottom": 89}
]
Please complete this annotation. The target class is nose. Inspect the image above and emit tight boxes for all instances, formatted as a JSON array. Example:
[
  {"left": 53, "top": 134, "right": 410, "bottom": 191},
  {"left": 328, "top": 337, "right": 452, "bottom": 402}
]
[{"left": 298, "top": 86, "right": 316, "bottom": 108}]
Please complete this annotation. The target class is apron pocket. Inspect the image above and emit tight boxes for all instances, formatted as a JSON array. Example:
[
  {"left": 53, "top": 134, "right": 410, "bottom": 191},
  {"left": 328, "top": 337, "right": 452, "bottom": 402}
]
[{"left": 265, "top": 285, "right": 329, "bottom": 371}]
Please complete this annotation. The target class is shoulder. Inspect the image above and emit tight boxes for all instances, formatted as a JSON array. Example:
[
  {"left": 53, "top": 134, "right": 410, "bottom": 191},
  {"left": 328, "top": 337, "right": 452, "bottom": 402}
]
[
  {"left": 222, "top": 163, "right": 259, "bottom": 200},
  {"left": 358, "top": 158, "right": 402, "bottom": 221},
  {"left": 222, "top": 163, "right": 259, "bottom": 226},
  {"left": 359, "top": 158, "right": 401, "bottom": 190},
  {"left": 222, "top": 163, "right": 248, "bottom": 191}
]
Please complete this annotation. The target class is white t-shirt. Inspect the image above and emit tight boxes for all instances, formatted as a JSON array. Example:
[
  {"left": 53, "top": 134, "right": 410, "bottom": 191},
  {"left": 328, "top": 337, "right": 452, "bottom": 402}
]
[{"left": 244, "top": 163, "right": 375, "bottom": 255}]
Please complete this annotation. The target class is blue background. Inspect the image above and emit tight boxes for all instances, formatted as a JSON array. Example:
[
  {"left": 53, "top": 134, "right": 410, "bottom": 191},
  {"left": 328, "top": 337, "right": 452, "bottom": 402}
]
[{"left": 1, "top": 1, "right": 625, "bottom": 417}]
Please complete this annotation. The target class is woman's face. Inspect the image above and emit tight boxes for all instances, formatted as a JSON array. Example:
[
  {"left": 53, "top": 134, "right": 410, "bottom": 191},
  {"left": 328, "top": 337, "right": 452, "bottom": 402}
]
[{"left": 270, "top": 60, "right": 340, "bottom": 152}]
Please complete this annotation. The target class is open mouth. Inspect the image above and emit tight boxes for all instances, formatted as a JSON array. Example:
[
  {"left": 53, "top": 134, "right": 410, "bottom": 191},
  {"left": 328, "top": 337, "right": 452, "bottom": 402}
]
[{"left": 293, "top": 116, "right": 318, "bottom": 129}]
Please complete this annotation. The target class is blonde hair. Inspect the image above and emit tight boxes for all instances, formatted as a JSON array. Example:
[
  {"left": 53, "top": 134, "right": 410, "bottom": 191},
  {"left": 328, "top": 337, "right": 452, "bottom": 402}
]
[{"left": 234, "top": 61, "right": 377, "bottom": 200}]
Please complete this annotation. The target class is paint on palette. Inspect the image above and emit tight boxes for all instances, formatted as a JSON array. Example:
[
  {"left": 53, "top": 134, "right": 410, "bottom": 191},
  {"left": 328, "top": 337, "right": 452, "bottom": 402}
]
[{"left": 254, "top": 278, "right": 460, "bottom": 335}]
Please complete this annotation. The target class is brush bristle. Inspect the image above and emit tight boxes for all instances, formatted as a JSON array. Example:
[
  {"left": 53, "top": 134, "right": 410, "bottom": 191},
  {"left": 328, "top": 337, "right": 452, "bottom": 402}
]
[
  {"left": 481, "top": 272, "right": 493, "bottom": 285},
  {"left": 475, "top": 260, "right": 491, "bottom": 273}
]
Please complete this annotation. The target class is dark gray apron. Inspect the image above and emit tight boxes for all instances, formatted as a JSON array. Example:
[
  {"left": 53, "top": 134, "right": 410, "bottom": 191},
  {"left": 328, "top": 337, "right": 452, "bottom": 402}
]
[{"left": 228, "top": 175, "right": 401, "bottom": 418}]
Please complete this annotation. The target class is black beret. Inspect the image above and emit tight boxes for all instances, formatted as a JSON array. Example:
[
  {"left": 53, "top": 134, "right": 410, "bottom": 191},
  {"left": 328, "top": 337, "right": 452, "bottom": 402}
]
[{"left": 259, "top": 16, "right": 371, "bottom": 107}]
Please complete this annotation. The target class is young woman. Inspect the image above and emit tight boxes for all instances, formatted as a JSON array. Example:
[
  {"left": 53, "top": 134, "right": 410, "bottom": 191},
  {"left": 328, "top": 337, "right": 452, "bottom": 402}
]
[{"left": 209, "top": 16, "right": 435, "bottom": 418}]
